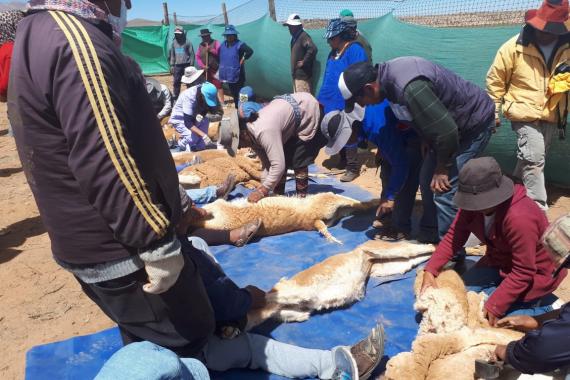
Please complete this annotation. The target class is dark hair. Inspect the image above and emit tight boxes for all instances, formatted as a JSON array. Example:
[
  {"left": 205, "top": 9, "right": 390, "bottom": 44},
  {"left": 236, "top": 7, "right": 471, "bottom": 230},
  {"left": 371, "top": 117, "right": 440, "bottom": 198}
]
[{"left": 339, "top": 29, "right": 355, "bottom": 42}]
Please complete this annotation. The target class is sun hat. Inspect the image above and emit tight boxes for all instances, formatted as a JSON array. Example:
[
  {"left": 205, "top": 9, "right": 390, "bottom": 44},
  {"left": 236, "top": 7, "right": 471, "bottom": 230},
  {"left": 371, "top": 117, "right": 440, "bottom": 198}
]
[
  {"left": 323, "top": 18, "right": 350, "bottom": 39},
  {"left": 199, "top": 28, "right": 212, "bottom": 37},
  {"left": 453, "top": 157, "right": 514, "bottom": 211},
  {"left": 320, "top": 110, "right": 359, "bottom": 156},
  {"left": 218, "top": 109, "right": 240, "bottom": 156},
  {"left": 200, "top": 82, "right": 219, "bottom": 107},
  {"left": 525, "top": 0, "right": 570, "bottom": 35},
  {"left": 338, "top": 61, "right": 378, "bottom": 113},
  {"left": 222, "top": 24, "right": 239, "bottom": 36},
  {"left": 283, "top": 13, "right": 302, "bottom": 26},
  {"left": 145, "top": 78, "right": 161, "bottom": 95},
  {"left": 174, "top": 26, "right": 184, "bottom": 35},
  {"left": 180, "top": 66, "right": 205, "bottom": 85},
  {"left": 542, "top": 214, "right": 570, "bottom": 277}
]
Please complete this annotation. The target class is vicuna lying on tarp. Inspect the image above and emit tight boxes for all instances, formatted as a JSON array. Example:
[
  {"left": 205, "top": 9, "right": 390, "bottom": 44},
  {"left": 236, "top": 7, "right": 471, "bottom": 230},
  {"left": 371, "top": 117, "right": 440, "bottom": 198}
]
[
  {"left": 190, "top": 192, "right": 377, "bottom": 244},
  {"left": 178, "top": 154, "right": 263, "bottom": 189},
  {"left": 384, "top": 270, "right": 529, "bottom": 380},
  {"left": 246, "top": 240, "right": 436, "bottom": 329}
]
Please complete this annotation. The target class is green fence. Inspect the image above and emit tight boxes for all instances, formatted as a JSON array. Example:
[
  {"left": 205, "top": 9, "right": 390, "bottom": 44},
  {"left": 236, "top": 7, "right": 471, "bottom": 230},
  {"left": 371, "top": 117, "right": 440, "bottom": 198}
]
[{"left": 122, "top": 14, "right": 570, "bottom": 186}]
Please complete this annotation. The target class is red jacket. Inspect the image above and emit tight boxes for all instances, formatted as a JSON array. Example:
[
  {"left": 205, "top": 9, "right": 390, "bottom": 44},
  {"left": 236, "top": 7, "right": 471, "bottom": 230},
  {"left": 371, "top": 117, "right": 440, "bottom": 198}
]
[
  {"left": 425, "top": 185, "right": 567, "bottom": 317},
  {"left": 0, "top": 41, "right": 14, "bottom": 100}
]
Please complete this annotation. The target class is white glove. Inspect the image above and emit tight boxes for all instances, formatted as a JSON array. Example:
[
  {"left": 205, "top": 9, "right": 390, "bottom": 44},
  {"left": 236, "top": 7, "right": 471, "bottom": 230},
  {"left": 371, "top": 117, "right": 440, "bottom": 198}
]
[
  {"left": 142, "top": 254, "right": 185, "bottom": 294},
  {"left": 202, "top": 135, "right": 213, "bottom": 145}
]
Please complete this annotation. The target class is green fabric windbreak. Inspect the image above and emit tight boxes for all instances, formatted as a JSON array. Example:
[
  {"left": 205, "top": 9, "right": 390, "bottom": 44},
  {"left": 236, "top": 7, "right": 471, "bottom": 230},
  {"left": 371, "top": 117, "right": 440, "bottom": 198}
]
[
  {"left": 123, "top": 14, "right": 570, "bottom": 186},
  {"left": 122, "top": 25, "right": 170, "bottom": 75}
]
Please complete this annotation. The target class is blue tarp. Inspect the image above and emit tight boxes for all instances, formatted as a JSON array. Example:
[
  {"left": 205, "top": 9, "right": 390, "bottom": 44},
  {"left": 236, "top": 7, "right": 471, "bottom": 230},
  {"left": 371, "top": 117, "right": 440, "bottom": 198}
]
[{"left": 26, "top": 172, "right": 421, "bottom": 380}]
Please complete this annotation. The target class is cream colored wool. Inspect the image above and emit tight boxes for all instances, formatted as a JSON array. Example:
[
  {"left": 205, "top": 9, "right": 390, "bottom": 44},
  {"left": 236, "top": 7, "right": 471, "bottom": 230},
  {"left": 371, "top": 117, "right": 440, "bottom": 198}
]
[
  {"left": 171, "top": 149, "right": 229, "bottom": 166},
  {"left": 246, "top": 240, "right": 435, "bottom": 329},
  {"left": 384, "top": 270, "right": 528, "bottom": 380},
  {"left": 190, "top": 192, "right": 378, "bottom": 243},
  {"left": 178, "top": 155, "right": 263, "bottom": 189}
]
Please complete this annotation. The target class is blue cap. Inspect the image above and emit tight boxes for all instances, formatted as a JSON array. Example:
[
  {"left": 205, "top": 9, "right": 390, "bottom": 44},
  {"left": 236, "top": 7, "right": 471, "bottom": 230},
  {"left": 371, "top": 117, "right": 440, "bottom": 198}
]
[
  {"left": 239, "top": 101, "right": 263, "bottom": 119},
  {"left": 200, "top": 82, "right": 219, "bottom": 107},
  {"left": 239, "top": 86, "right": 255, "bottom": 103},
  {"left": 222, "top": 24, "right": 239, "bottom": 35}
]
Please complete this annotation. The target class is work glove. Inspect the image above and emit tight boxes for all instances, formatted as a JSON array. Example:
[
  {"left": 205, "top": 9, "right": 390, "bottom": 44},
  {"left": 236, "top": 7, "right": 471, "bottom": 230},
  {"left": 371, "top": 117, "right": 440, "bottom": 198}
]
[
  {"left": 202, "top": 135, "right": 213, "bottom": 145},
  {"left": 142, "top": 253, "right": 185, "bottom": 294}
]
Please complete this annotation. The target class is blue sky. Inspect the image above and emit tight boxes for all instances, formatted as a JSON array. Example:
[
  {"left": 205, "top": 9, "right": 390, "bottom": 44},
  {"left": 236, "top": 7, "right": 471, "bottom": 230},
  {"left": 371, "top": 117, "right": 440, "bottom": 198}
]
[{"left": 129, "top": 0, "right": 250, "bottom": 21}]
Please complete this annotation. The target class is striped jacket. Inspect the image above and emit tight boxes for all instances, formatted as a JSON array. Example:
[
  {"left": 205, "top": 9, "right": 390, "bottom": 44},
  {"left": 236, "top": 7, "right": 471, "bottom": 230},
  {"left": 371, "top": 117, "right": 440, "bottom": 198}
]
[{"left": 8, "top": 11, "right": 181, "bottom": 265}]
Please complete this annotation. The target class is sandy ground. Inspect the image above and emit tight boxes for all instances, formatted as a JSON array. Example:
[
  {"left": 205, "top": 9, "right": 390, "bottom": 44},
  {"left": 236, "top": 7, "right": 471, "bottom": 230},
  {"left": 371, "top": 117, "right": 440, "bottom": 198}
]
[{"left": 1, "top": 77, "right": 570, "bottom": 379}]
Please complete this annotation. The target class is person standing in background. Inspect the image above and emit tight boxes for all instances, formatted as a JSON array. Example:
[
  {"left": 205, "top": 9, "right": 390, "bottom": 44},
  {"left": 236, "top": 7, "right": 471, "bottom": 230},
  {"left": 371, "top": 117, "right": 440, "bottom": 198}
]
[
  {"left": 283, "top": 13, "right": 318, "bottom": 94},
  {"left": 486, "top": 0, "right": 570, "bottom": 211},
  {"left": 219, "top": 25, "right": 254, "bottom": 108},
  {"left": 339, "top": 9, "right": 372, "bottom": 62},
  {"left": 196, "top": 28, "right": 225, "bottom": 106},
  {"left": 318, "top": 18, "right": 368, "bottom": 182},
  {"left": 170, "top": 26, "right": 195, "bottom": 101},
  {"left": 0, "top": 10, "right": 24, "bottom": 137}
]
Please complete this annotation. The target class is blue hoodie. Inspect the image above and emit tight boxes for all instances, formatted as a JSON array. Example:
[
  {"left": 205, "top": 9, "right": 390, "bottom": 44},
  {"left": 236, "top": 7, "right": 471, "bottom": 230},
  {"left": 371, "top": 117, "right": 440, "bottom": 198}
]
[{"left": 361, "top": 100, "right": 414, "bottom": 200}]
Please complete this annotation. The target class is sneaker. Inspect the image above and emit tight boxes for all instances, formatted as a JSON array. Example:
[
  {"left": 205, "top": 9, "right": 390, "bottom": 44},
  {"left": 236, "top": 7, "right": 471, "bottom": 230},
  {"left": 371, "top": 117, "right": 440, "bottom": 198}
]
[
  {"left": 332, "top": 346, "right": 358, "bottom": 380},
  {"left": 350, "top": 322, "right": 385, "bottom": 380},
  {"left": 340, "top": 170, "right": 360, "bottom": 182}
]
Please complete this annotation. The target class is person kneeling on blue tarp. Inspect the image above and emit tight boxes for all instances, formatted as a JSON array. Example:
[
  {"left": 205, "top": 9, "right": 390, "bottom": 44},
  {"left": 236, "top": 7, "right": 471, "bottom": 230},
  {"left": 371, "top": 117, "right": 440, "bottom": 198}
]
[
  {"left": 321, "top": 100, "right": 438, "bottom": 243},
  {"left": 420, "top": 157, "right": 566, "bottom": 326},
  {"left": 494, "top": 214, "right": 570, "bottom": 376}
]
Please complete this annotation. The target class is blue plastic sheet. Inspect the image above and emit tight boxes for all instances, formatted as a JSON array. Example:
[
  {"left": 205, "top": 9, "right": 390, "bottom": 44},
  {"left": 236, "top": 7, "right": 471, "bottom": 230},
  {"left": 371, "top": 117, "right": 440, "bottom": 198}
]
[{"left": 26, "top": 171, "right": 421, "bottom": 380}]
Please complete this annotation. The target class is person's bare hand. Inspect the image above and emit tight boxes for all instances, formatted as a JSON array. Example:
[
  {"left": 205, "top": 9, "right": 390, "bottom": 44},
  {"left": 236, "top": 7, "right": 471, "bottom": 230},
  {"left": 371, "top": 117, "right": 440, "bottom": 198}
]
[
  {"left": 484, "top": 308, "right": 499, "bottom": 326},
  {"left": 248, "top": 190, "right": 265, "bottom": 203},
  {"left": 176, "top": 206, "right": 209, "bottom": 235},
  {"left": 496, "top": 315, "right": 539, "bottom": 332},
  {"left": 494, "top": 344, "right": 507, "bottom": 361},
  {"left": 420, "top": 271, "right": 437, "bottom": 294},
  {"left": 376, "top": 199, "right": 395, "bottom": 218},
  {"left": 296, "top": 60, "right": 304, "bottom": 69},
  {"left": 431, "top": 167, "right": 451, "bottom": 194},
  {"left": 245, "top": 285, "right": 266, "bottom": 309}
]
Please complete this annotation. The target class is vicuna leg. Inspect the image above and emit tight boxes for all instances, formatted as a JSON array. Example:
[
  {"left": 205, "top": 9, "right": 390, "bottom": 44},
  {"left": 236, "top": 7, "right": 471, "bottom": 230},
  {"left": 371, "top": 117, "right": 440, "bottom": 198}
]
[{"left": 314, "top": 220, "right": 342, "bottom": 244}]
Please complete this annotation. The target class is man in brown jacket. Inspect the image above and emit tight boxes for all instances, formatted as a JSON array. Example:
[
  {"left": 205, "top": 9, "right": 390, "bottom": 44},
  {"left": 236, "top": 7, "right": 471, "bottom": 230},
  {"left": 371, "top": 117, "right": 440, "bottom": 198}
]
[{"left": 283, "top": 13, "right": 318, "bottom": 94}]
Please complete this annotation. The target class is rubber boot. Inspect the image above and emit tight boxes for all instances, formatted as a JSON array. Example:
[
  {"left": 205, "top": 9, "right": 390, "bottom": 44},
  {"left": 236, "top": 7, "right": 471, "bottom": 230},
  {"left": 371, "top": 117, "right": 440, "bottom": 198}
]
[
  {"left": 340, "top": 145, "right": 360, "bottom": 182},
  {"left": 294, "top": 166, "right": 309, "bottom": 198}
]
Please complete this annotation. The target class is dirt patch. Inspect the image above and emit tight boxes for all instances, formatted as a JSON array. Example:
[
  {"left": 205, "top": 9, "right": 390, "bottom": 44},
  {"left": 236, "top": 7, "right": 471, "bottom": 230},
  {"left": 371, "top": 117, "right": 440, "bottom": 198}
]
[{"left": 1, "top": 77, "right": 570, "bottom": 379}]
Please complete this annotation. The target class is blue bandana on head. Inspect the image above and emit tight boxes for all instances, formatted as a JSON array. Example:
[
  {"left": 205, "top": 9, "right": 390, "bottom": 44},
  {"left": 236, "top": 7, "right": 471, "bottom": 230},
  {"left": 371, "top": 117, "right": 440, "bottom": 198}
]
[{"left": 323, "top": 18, "right": 349, "bottom": 39}]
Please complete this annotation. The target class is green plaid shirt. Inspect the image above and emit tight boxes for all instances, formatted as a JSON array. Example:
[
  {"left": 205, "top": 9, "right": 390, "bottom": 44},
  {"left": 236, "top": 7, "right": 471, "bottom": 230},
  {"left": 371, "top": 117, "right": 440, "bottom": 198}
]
[{"left": 404, "top": 79, "right": 459, "bottom": 169}]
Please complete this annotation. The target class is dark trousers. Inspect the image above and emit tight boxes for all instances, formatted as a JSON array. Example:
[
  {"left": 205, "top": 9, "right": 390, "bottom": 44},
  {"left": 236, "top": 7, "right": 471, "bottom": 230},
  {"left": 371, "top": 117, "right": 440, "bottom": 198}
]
[
  {"left": 172, "top": 64, "right": 188, "bottom": 99},
  {"left": 77, "top": 253, "right": 215, "bottom": 358},
  {"left": 379, "top": 136, "right": 437, "bottom": 240},
  {"left": 227, "top": 80, "right": 245, "bottom": 108},
  {"left": 340, "top": 145, "right": 360, "bottom": 173}
]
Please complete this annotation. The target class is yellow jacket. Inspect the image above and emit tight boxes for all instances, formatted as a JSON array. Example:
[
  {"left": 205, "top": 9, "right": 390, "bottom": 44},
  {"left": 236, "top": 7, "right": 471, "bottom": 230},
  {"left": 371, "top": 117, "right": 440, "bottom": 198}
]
[{"left": 486, "top": 30, "right": 570, "bottom": 124}]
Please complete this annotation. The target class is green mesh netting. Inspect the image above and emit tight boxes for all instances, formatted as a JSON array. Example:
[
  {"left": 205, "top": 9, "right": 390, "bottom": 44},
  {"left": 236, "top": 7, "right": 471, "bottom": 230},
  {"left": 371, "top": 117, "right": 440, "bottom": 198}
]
[
  {"left": 122, "top": 25, "right": 171, "bottom": 75},
  {"left": 122, "top": 14, "right": 570, "bottom": 186}
]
